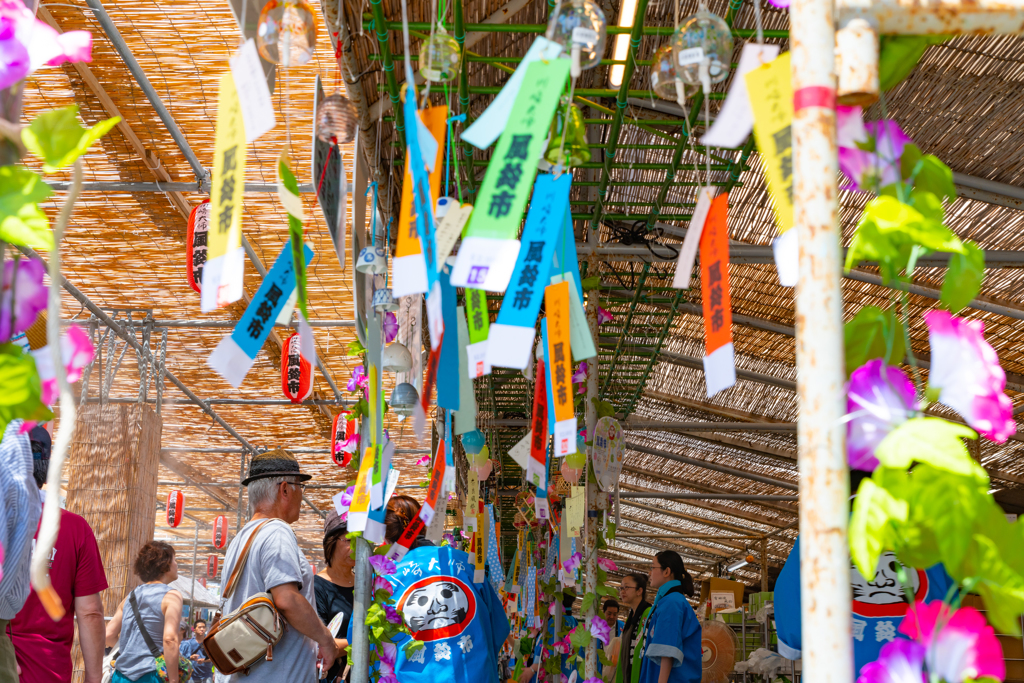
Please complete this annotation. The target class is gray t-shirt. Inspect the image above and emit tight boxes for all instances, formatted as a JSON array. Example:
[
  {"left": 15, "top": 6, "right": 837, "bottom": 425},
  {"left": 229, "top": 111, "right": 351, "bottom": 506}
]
[
  {"left": 214, "top": 518, "right": 316, "bottom": 683},
  {"left": 117, "top": 584, "right": 174, "bottom": 679}
]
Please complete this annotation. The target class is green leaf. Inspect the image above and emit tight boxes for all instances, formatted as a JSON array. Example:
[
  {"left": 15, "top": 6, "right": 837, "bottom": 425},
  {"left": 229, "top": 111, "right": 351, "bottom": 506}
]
[
  {"left": 403, "top": 640, "right": 425, "bottom": 655},
  {"left": 606, "top": 522, "right": 616, "bottom": 541},
  {"left": 569, "top": 627, "right": 592, "bottom": 650},
  {"left": 941, "top": 240, "right": 984, "bottom": 313},
  {"left": 0, "top": 166, "right": 53, "bottom": 249},
  {"left": 22, "top": 106, "right": 120, "bottom": 173},
  {"left": 0, "top": 202, "right": 52, "bottom": 249},
  {"left": 849, "top": 477, "right": 908, "bottom": 578},
  {"left": 912, "top": 156, "right": 957, "bottom": 202},
  {"left": 346, "top": 339, "right": 366, "bottom": 356},
  {"left": 900, "top": 143, "right": 923, "bottom": 181},
  {"left": 0, "top": 344, "right": 52, "bottom": 435},
  {"left": 879, "top": 35, "right": 951, "bottom": 92},
  {"left": 591, "top": 398, "right": 616, "bottom": 419},
  {"left": 580, "top": 591, "right": 597, "bottom": 614},
  {"left": 963, "top": 534, "right": 1024, "bottom": 635},
  {"left": 581, "top": 276, "right": 601, "bottom": 292},
  {"left": 875, "top": 417, "right": 983, "bottom": 479},
  {"left": 371, "top": 625, "right": 385, "bottom": 640},
  {"left": 843, "top": 305, "right": 906, "bottom": 376}
]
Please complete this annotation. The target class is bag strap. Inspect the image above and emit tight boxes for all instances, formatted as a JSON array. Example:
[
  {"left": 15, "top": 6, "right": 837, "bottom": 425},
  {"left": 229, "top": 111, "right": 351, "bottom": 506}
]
[
  {"left": 128, "top": 589, "right": 163, "bottom": 659},
  {"left": 222, "top": 520, "right": 274, "bottom": 600}
]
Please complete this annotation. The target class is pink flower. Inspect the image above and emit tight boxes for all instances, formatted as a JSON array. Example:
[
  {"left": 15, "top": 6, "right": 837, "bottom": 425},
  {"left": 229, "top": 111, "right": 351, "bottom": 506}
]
[
  {"left": 597, "top": 307, "right": 613, "bottom": 324},
  {"left": 379, "top": 641, "right": 397, "bottom": 681},
  {"left": 596, "top": 557, "right": 618, "bottom": 572},
  {"left": 0, "top": 258, "right": 45, "bottom": 342},
  {"left": 572, "top": 362, "right": 588, "bottom": 384},
  {"left": 416, "top": 454, "right": 430, "bottom": 466},
  {"left": 0, "top": 0, "right": 91, "bottom": 89},
  {"left": 383, "top": 604, "right": 402, "bottom": 624},
  {"left": 339, "top": 434, "right": 360, "bottom": 454},
  {"left": 838, "top": 119, "right": 912, "bottom": 192},
  {"left": 836, "top": 105, "right": 868, "bottom": 149},
  {"left": 553, "top": 636, "right": 571, "bottom": 654},
  {"left": 63, "top": 325, "right": 94, "bottom": 383},
  {"left": 924, "top": 310, "right": 1015, "bottom": 443},
  {"left": 369, "top": 554, "right": 397, "bottom": 576},
  {"left": 856, "top": 639, "right": 926, "bottom": 683},
  {"left": 589, "top": 616, "right": 611, "bottom": 645},
  {"left": 562, "top": 551, "right": 582, "bottom": 574},
  {"left": 346, "top": 364, "right": 368, "bottom": 392},
  {"left": 384, "top": 311, "right": 398, "bottom": 343},
  {"left": 846, "top": 360, "right": 916, "bottom": 472},
  {"left": 372, "top": 575, "right": 393, "bottom": 596},
  {"left": 899, "top": 601, "right": 1005, "bottom": 682},
  {"left": 584, "top": 679, "right": 604, "bottom": 683}
]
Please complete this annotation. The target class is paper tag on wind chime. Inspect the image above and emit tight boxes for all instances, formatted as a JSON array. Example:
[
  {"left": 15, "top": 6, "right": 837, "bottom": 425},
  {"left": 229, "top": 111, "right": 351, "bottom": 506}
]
[
  {"left": 208, "top": 242, "right": 313, "bottom": 387},
  {"left": 452, "top": 59, "right": 571, "bottom": 292},
  {"left": 393, "top": 105, "right": 447, "bottom": 298},
  {"left": 567, "top": 485, "right": 585, "bottom": 538},
  {"left": 535, "top": 482, "right": 550, "bottom": 523},
  {"left": 672, "top": 187, "right": 718, "bottom": 290},
  {"left": 465, "top": 469, "right": 480, "bottom": 532},
  {"left": 508, "top": 430, "right": 531, "bottom": 471},
  {"left": 486, "top": 173, "right": 572, "bottom": 370},
  {"left": 545, "top": 282, "right": 576, "bottom": 456},
  {"left": 277, "top": 153, "right": 312, "bottom": 317},
  {"left": 528, "top": 358, "right": 550, "bottom": 486},
  {"left": 702, "top": 43, "right": 780, "bottom": 150},
  {"left": 312, "top": 76, "right": 347, "bottom": 271},
  {"left": 348, "top": 446, "right": 377, "bottom": 533},
  {"left": 700, "top": 194, "right": 736, "bottom": 396},
  {"left": 413, "top": 339, "right": 443, "bottom": 441},
  {"left": 465, "top": 289, "right": 492, "bottom": 378},
  {"left": 746, "top": 51, "right": 797, "bottom": 287},
  {"left": 435, "top": 203, "right": 473, "bottom": 271},
  {"left": 229, "top": 39, "right": 275, "bottom": 143},
  {"left": 437, "top": 269, "right": 461, "bottom": 413},
  {"left": 202, "top": 71, "right": 247, "bottom": 313}
]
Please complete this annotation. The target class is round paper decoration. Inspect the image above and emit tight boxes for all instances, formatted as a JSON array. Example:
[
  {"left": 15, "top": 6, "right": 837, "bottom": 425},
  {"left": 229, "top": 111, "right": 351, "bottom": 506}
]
[
  {"left": 212, "top": 515, "right": 229, "bottom": 549},
  {"left": 166, "top": 490, "right": 183, "bottom": 527},
  {"left": 330, "top": 410, "right": 356, "bottom": 467},
  {"left": 592, "top": 416, "right": 625, "bottom": 491},
  {"left": 207, "top": 554, "right": 219, "bottom": 579},
  {"left": 281, "top": 332, "right": 313, "bottom": 404},
  {"left": 185, "top": 200, "right": 209, "bottom": 294}
]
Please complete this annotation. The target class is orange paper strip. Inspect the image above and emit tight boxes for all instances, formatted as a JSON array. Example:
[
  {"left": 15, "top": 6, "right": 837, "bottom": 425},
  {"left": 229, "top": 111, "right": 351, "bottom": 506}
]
[{"left": 700, "top": 194, "right": 732, "bottom": 355}]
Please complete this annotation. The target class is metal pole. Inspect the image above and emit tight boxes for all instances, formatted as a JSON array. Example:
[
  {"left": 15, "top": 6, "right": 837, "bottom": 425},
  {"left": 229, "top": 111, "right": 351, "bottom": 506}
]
[
  {"left": 584, "top": 294, "right": 600, "bottom": 679},
  {"left": 760, "top": 537, "right": 769, "bottom": 592},
  {"left": 351, "top": 537, "right": 371, "bottom": 683},
  {"left": 618, "top": 492, "right": 799, "bottom": 501},
  {"left": 791, "top": 0, "right": 853, "bottom": 676},
  {"left": 189, "top": 524, "right": 198, "bottom": 619}
]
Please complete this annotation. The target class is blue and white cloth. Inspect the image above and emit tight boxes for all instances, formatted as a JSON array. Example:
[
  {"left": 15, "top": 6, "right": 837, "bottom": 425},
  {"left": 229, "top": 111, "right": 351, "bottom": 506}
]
[
  {"left": 0, "top": 419, "right": 42, "bottom": 619},
  {"left": 638, "top": 581, "right": 702, "bottom": 683}
]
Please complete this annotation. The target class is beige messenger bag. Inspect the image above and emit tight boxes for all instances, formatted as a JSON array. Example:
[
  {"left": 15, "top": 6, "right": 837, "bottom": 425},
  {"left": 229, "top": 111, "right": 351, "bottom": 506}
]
[{"left": 205, "top": 520, "right": 285, "bottom": 675}]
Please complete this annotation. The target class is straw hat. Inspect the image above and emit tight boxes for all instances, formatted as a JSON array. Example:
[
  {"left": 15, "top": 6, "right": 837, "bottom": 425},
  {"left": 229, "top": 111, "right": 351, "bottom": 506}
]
[{"left": 241, "top": 448, "right": 312, "bottom": 485}]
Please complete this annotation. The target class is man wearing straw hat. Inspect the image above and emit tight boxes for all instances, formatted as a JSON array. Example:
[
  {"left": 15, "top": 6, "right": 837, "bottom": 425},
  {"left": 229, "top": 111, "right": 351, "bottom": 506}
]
[{"left": 214, "top": 449, "right": 337, "bottom": 683}]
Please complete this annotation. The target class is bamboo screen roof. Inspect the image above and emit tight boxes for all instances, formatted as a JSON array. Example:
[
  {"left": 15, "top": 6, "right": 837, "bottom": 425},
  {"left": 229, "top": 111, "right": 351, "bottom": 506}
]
[{"left": 24, "top": 0, "right": 1024, "bottom": 588}]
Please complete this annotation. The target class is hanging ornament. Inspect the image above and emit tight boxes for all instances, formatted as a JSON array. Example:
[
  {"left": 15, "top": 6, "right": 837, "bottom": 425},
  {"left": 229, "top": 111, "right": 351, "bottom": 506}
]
[
  {"left": 560, "top": 459, "right": 582, "bottom": 485},
  {"left": 544, "top": 102, "right": 591, "bottom": 168},
  {"left": 207, "top": 555, "right": 219, "bottom": 579},
  {"left": 420, "top": 26, "right": 461, "bottom": 83},
  {"left": 390, "top": 382, "right": 420, "bottom": 419},
  {"left": 166, "top": 490, "right": 184, "bottom": 527},
  {"left": 461, "top": 429, "right": 486, "bottom": 454},
  {"left": 382, "top": 342, "right": 413, "bottom": 373},
  {"left": 355, "top": 245, "right": 388, "bottom": 274},
  {"left": 650, "top": 42, "right": 691, "bottom": 101},
  {"left": 316, "top": 91, "right": 358, "bottom": 145},
  {"left": 281, "top": 332, "right": 313, "bottom": 403},
  {"left": 330, "top": 410, "right": 356, "bottom": 467},
  {"left": 671, "top": 9, "right": 734, "bottom": 88},
  {"left": 547, "top": 0, "right": 607, "bottom": 77},
  {"left": 372, "top": 287, "right": 399, "bottom": 312},
  {"left": 185, "top": 200, "right": 209, "bottom": 294},
  {"left": 212, "top": 515, "right": 230, "bottom": 549},
  {"left": 256, "top": 0, "right": 317, "bottom": 67},
  {"left": 474, "top": 459, "right": 493, "bottom": 480}
]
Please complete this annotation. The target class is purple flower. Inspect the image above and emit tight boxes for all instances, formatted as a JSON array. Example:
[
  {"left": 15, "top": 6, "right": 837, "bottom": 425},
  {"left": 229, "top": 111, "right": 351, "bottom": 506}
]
[
  {"left": 597, "top": 307, "right": 613, "bottom": 324},
  {"left": 572, "top": 362, "right": 588, "bottom": 384},
  {"left": 383, "top": 311, "right": 398, "bottom": 343},
  {"left": 0, "top": 0, "right": 91, "bottom": 89},
  {"left": 839, "top": 119, "right": 912, "bottom": 193},
  {"left": 346, "top": 364, "right": 367, "bottom": 392},
  {"left": 383, "top": 604, "right": 402, "bottom": 624},
  {"left": 372, "top": 575, "right": 393, "bottom": 596},
  {"left": 336, "top": 486, "right": 354, "bottom": 512},
  {"left": 369, "top": 554, "right": 397, "bottom": 576},
  {"left": 0, "top": 258, "right": 46, "bottom": 342},
  {"left": 589, "top": 616, "right": 611, "bottom": 645},
  {"left": 846, "top": 360, "right": 916, "bottom": 471},
  {"left": 856, "top": 640, "right": 926, "bottom": 683},
  {"left": 597, "top": 557, "right": 617, "bottom": 572},
  {"left": 562, "top": 551, "right": 582, "bottom": 574}
]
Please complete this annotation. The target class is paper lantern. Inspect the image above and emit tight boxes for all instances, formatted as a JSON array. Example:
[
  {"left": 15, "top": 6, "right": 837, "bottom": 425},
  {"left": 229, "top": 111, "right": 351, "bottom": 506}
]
[
  {"left": 281, "top": 332, "right": 313, "bottom": 404},
  {"left": 331, "top": 410, "right": 356, "bottom": 467},
  {"left": 185, "top": 200, "right": 210, "bottom": 294},
  {"left": 166, "top": 490, "right": 184, "bottom": 527},
  {"left": 207, "top": 555, "right": 219, "bottom": 579},
  {"left": 199, "top": 577, "right": 207, "bottom": 588},
  {"left": 212, "top": 515, "right": 229, "bottom": 549}
]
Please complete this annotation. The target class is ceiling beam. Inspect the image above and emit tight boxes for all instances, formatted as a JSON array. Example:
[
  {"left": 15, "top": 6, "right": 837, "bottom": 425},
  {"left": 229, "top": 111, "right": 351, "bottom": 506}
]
[
  {"left": 626, "top": 441, "right": 797, "bottom": 491},
  {"left": 622, "top": 464, "right": 798, "bottom": 517}
]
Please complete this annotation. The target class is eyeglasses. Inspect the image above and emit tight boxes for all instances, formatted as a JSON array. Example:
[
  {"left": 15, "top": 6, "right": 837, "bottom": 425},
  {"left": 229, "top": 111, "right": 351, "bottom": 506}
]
[
  {"left": 283, "top": 481, "right": 307, "bottom": 492},
  {"left": 651, "top": 564, "right": 663, "bottom": 571}
]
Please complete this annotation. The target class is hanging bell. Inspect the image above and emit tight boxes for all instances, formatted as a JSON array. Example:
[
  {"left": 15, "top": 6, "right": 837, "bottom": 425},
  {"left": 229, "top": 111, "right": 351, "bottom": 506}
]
[
  {"left": 256, "top": 0, "right": 317, "bottom": 67},
  {"left": 390, "top": 382, "right": 419, "bottom": 419},
  {"left": 382, "top": 342, "right": 413, "bottom": 372},
  {"left": 650, "top": 42, "right": 691, "bottom": 101},
  {"left": 372, "top": 287, "right": 398, "bottom": 312},
  {"left": 420, "top": 26, "right": 461, "bottom": 83},
  {"left": 671, "top": 9, "right": 734, "bottom": 88},
  {"left": 544, "top": 103, "right": 591, "bottom": 168},
  {"left": 317, "top": 91, "right": 358, "bottom": 144},
  {"left": 461, "top": 429, "right": 486, "bottom": 455},
  {"left": 547, "top": 0, "right": 608, "bottom": 77},
  {"left": 355, "top": 245, "right": 387, "bottom": 274}
]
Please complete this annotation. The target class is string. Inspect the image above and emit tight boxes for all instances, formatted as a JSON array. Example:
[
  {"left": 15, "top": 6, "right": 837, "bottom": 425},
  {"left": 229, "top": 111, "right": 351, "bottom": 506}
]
[
  {"left": 753, "top": 0, "right": 764, "bottom": 44},
  {"left": 367, "top": 181, "right": 378, "bottom": 245}
]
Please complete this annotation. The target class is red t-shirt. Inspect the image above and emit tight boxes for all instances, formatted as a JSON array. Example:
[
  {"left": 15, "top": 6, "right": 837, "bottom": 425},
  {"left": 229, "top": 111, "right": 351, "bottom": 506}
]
[{"left": 9, "top": 508, "right": 108, "bottom": 683}]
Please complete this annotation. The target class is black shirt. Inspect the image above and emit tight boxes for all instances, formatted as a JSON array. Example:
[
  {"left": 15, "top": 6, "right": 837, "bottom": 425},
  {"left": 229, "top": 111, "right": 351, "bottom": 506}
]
[
  {"left": 314, "top": 575, "right": 354, "bottom": 682},
  {"left": 620, "top": 600, "right": 651, "bottom": 683}
]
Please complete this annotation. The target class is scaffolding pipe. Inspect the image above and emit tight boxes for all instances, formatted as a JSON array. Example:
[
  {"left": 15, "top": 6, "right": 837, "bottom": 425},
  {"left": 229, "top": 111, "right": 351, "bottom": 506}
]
[
  {"left": 618, "top": 492, "right": 799, "bottom": 501},
  {"left": 625, "top": 442, "right": 798, "bottom": 490},
  {"left": 46, "top": 181, "right": 332, "bottom": 193},
  {"left": 791, "top": 0, "right": 853, "bottom": 679},
  {"left": 62, "top": 319, "right": 357, "bottom": 328}
]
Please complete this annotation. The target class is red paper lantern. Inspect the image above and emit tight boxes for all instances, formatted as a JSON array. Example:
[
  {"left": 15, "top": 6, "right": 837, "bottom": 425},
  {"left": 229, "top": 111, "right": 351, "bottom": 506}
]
[
  {"left": 185, "top": 200, "right": 210, "bottom": 294},
  {"left": 166, "top": 490, "right": 184, "bottom": 527},
  {"left": 212, "top": 515, "right": 229, "bottom": 549},
  {"left": 330, "top": 410, "right": 356, "bottom": 467},
  {"left": 207, "top": 554, "right": 219, "bottom": 579},
  {"left": 281, "top": 333, "right": 313, "bottom": 404}
]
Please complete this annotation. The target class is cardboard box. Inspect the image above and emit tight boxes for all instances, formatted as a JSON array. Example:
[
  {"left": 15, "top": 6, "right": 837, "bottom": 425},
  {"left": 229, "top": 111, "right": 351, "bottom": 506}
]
[{"left": 699, "top": 578, "right": 746, "bottom": 619}]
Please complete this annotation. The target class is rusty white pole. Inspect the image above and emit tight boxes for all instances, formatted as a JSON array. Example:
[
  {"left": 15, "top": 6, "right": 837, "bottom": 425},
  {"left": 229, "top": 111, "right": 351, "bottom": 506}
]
[
  {"left": 791, "top": 0, "right": 853, "bottom": 678},
  {"left": 584, "top": 294, "right": 601, "bottom": 679}
]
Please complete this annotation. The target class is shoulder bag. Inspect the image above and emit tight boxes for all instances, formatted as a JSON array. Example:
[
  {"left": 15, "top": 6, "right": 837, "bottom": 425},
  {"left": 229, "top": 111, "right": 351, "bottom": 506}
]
[
  {"left": 127, "top": 590, "right": 193, "bottom": 683},
  {"left": 204, "top": 520, "right": 286, "bottom": 675}
]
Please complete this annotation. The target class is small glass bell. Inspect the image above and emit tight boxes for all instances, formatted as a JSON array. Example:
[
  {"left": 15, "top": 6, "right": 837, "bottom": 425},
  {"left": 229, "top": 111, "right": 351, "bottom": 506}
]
[
  {"left": 316, "top": 92, "right": 358, "bottom": 145},
  {"left": 650, "top": 43, "right": 681, "bottom": 100},
  {"left": 671, "top": 9, "right": 734, "bottom": 87},
  {"left": 420, "top": 26, "right": 461, "bottom": 83},
  {"left": 256, "top": 0, "right": 317, "bottom": 67},
  {"left": 545, "top": 103, "right": 591, "bottom": 168},
  {"left": 546, "top": 0, "right": 607, "bottom": 76}
]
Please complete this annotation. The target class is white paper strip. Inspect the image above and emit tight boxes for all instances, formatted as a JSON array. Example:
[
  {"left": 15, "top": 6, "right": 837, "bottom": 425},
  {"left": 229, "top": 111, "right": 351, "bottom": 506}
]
[
  {"left": 703, "top": 341, "right": 737, "bottom": 397},
  {"left": 509, "top": 430, "right": 532, "bottom": 470},
  {"left": 672, "top": 188, "right": 718, "bottom": 290},
  {"left": 484, "top": 323, "right": 536, "bottom": 371},
  {"left": 550, "top": 274, "right": 595, "bottom": 361},
  {"left": 208, "top": 334, "right": 255, "bottom": 388},
  {"left": 702, "top": 44, "right": 781, "bottom": 149},
  {"left": 297, "top": 310, "right": 317, "bottom": 365},
  {"left": 450, "top": 236, "right": 521, "bottom": 292},
  {"left": 553, "top": 417, "right": 578, "bottom": 457},
  {"left": 392, "top": 253, "right": 428, "bottom": 299},
  {"left": 384, "top": 468, "right": 400, "bottom": 504},
  {"left": 467, "top": 340, "right": 491, "bottom": 379},
  {"left": 200, "top": 247, "right": 245, "bottom": 313},
  {"left": 773, "top": 229, "right": 799, "bottom": 287},
  {"left": 435, "top": 204, "right": 474, "bottom": 271},
  {"left": 229, "top": 39, "right": 276, "bottom": 143}
]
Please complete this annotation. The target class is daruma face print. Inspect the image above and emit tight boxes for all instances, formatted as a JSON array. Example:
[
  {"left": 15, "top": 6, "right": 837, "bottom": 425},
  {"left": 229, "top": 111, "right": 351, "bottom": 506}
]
[{"left": 397, "top": 575, "right": 477, "bottom": 640}]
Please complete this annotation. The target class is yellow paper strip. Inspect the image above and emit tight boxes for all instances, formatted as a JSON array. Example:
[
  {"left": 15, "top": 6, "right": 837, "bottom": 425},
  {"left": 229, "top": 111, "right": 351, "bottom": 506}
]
[
  {"left": 746, "top": 52, "right": 794, "bottom": 234},
  {"left": 207, "top": 71, "right": 247, "bottom": 283}
]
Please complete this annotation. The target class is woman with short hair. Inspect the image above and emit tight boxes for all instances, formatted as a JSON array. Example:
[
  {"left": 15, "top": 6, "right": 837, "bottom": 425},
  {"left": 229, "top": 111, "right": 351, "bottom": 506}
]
[
  {"left": 315, "top": 509, "right": 354, "bottom": 682},
  {"left": 638, "top": 551, "right": 701, "bottom": 683},
  {"left": 105, "top": 541, "right": 184, "bottom": 683}
]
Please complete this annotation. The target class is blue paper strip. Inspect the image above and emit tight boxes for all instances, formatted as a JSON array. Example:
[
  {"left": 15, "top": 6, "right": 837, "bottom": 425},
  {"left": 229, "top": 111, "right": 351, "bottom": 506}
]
[
  {"left": 232, "top": 242, "right": 314, "bottom": 359},
  {"left": 541, "top": 319, "right": 555, "bottom": 435},
  {"left": 437, "top": 267, "right": 460, "bottom": 410},
  {"left": 485, "top": 504, "right": 503, "bottom": 593},
  {"left": 525, "top": 564, "right": 536, "bottom": 625},
  {"left": 444, "top": 408, "right": 454, "bottom": 470},
  {"left": 404, "top": 87, "right": 440, "bottom": 293},
  {"left": 550, "top": 205, "right": 584, "bottom": 307}
]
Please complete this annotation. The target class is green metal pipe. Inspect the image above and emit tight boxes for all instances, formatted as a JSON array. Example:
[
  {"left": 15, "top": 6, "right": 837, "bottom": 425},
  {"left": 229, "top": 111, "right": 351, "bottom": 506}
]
[
  {"left": 376, "top": 84, "right": 725, "bottom": 100},
  {"left": 600, "top": 265, "right": 650, "bottom": 398},
  {"left": 622, "top": 289, "right": 686, "bottom": 415},
  {"left": 368, "top": 0, "right": 404, "bottom": 140},
  {"left": 644, "top": 90, "right": 706, "bottom": 227},
  {"left": 454, "top": 0, "right": 476, "bottom": 201},
  {"left": 363, "top": 17, "right": 788, "bottom": 38},
  {"left": 369, "top": 54, "right": 743, "bottom": 69}
]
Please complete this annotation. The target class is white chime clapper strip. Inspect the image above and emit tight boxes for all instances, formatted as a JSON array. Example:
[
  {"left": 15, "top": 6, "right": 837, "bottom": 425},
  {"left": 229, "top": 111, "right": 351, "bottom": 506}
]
[
  {"left": 297, "top": 310, "right": 317, "bottom": 365},
  {"left": 229, "top": 39, "right": 276, "bottom": 143},
  {"left": 208, "top": 331, "right": 255, "bottom": 388},
  {"left": 509, "top": 430, "right": 532, "bottom": 471},
  {"left": 425, "top": 281, "right": 445, "bottom": 350},
  {"left": 554, "top": 417, "right": 578, "bottom": 457},
  {"left": 704, "top": 341, "right": 737, "bottom": 397},
  {"left": 391, "top": 253, "right": 428, "bottom": 299},
  {"left": 485, "top": 323, "right": 536, "bottom": 371},
  {"left": 773, "top": 228, "right": 800, "bottom": 287},
  {"left": 672, "top": 187, "right": 717, "bottom": 290},
  {"left": 200, "top": 247, "right": 245, "bottom": 313},
  {"left": 702, "top": 43, "right": 781, "bottom": 150},
  {"left": 450, "top": 236, "right": 521, "bottom": 292},
  {"left": 467, "top": 340, "right": 492, "bottom": 378}
]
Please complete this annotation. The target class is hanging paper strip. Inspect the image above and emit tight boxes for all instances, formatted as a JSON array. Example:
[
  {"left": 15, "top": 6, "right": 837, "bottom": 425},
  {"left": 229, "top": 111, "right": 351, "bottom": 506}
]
[
  {"left": 702, "top": 43, "right": 781, "bottom": 149},
  {"left": 746, "top": 51, "right": 798, "bottom": 286},
  {"left": 534, "top": 444, "right": 550, "bottom": 523},
  {"left": 465, "top": 469, "right": 480, "bottom": 532},
  {"left": 545, "top": 282, "right": 576, "bottom": 456},
  {"left": 435, "top": 203, "right": 474, "bottom": 270},
  {"left": 545, "top": 533, "right": 558, "bottom": 579},
  {"left": 451, "top": 59, "right": 572, "bottom": 292},
  {"left": 444, "top": 408, "right": 456, "bottom": 490},
  {"left": 525, "top": 565, "right": 537, "bottom": 627},
  {"left": 486, "top": 504, "right": 503, "bottom": 593},
  {"left": 202, "top": 71, "right": 247, "bottom": 313},
  {"left": 528, "top": 357, "right": 549, "bottom": 487},
  {"left": 486, "top": 173, "right": 572, "bottom": 370},
  {"left": 504, "top": 548, "right": 519, "bottom": 594},
  {"left": 474, "top": 503, "right": 487, "bottom": 583},
  {"left": 413, "top": 339, "right": 443, "bottom": 440},
  {"left": 418, "top": 434, "right": 448, "bottom": 525},
  {"left": 462, "top": 37, "right": 563, "bottom": 149},
  {"left": 549, "top": 208, "right": 595, "bottom": 361},
  {"left": 277, "top": 155, "right": 312, "bottom": 317},
  {"left": 671, "top": 187, "right": 718, "bottom": 290},
  {"left": 208, "top": 242, "right": 314, "bottom": 387},
  {"left": 394, "top": 105, "right": 448, "bottom": 298},
  {"left": 348, "top": 446, "right": 377, "bottom": 533},
  {"left": 454, "top": 306, "right": 478, "bottom": 435},
  {"left": 566, "top": 485, "right": 585, "bottom": 539},
  {"left": 437, "top": 269, "right": 460, "bottom": 411},
  {"left": 541, "top": 320, "right": 555, "bottom": 436},
  {"left": 312, "top": 76, "right": 346, "bottom": 271},
  {"left": 700, "top": 194, "right": 736, "bottom": 397},
  {"left": 465, "top": 288, "right": 492, "bottom": 378}
]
